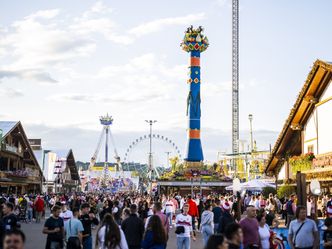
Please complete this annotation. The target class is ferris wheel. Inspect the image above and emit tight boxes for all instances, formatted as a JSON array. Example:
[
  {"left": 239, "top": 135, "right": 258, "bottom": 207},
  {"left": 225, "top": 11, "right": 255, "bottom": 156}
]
[{"left": 122, "top": 134, "right": 182, "bottom": 178}]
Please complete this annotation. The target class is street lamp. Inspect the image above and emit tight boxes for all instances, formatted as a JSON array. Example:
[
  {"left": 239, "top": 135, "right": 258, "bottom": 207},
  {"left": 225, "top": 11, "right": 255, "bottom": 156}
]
[
  {"left": 42, "top": 150, "right": 51, "bottom": 194},
  {"left": 165, "top": 151, "right": 171, "bottom": 169},
  {"left": 145, "top": 120, "right": 157, "bottom": 181},
  {"left": 248, "top": 114, "right": 254, "bottom": 153}
]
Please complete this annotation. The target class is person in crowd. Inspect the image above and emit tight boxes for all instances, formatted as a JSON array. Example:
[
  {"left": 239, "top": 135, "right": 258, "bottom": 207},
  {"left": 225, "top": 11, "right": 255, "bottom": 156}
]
[
  {"left": 204, "top": 234, "right": 228, "bottom": 249},
  {"left": 175, "top": 203, "right": 196, "bottom": 249},
  {"left": 200, "top": 203, "right": 214, "bottom": 246},
  {"left": 64, "top": 207, "right": 84, "bottom": 249},
  {"left": 1, "top": 202, "right": 19, "bottom": 249},
  {"left": 95, "top": 213, "right": 128, "bottom": 249},
  {"left": 212, "top": 199, "right": 222, "bottom": 234},
  {"left": 60, "top": 202, "right": 73, "bottom": 225},
  {"left": 164, "top": 196, "right": 175, "bottom": 228},
  {"left": 79, "top": 203, "right": 99, "bottom": 249},
  {"left": 323, "top": 217, "right": 332, "bottom": 249},
  {"left": 257, "top": 213, "right": 270, "bottom": 249},
  {"left": 99, "top": 200, "right": 113, "bottom": 222},
  {"left": 286, "top": 194, "right": 297, "bottom": 228},
  {"left": 112, "top": 200, "right": 122, "bottom": 225},
  {"left": 265, "top": 205, "right": 278, "bottom": 228},
  {"left": 327, "top": 205, "right": 332, "bottom": 218},
  {"left": 26, "top": 198, "right": 33, "bottom": 223},
  {"left": 141, "top": 215, "right": 167, "bottom": 249},
  {"left": 34, "top": 195, "right": 44, "bottom": 224},
  {"left": 239, "top": 206, "right": 259, "bottom": 249},
  {"left": 122, "top": 208, "right": 130, "bottom": 221},
  {"left": 1, "top": 202, "right": 19, "bottom": 231},
  {"left": 145, "top": 202, "right": 169, "bottom": 241},
  {"left": 217, "top": 202, "right": 234, "bottom": 234},
  {"left": 259, "top": 196, "right": 266, "bottom": 209},
  {"left": 186, "top": 195, "right": 198, "bottom": 237},
  {"left": 122, "top": 204, "right": 145, "bottom": 249},
  {"left": 69, "top": 195, "right": 81, "bottom": 211},
  {"left": 225, "top": 222, "right": 243, "bottom": 249},
  {"left": 288, "top": 205, "right": 319, "bottom": 249},
  {"left": 244, "top": 194, "right": 251, "bottom": 209},
  {"left": 2, "top": 229, "right": 25, "bottom": 249},
  {"left": 43, "top": 205, "right": 64, "bottom": 249},
  {"left": 197, "top": 197, "right": 204, "bottom": 230}
]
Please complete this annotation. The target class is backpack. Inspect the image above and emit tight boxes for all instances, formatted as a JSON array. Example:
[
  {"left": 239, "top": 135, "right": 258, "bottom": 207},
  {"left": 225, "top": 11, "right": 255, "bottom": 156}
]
[{"left": 286, "top": 200, "right": 294, "bottom": 215}]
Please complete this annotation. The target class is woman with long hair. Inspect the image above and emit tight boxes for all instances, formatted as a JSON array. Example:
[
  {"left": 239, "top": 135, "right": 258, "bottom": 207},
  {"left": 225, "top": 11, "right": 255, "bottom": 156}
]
[
  {"left": 141, "top": 215, "right": 167, "bottom": 249},
  {"left": 96, "top": 213, "right": 128, "bottom": 249}
]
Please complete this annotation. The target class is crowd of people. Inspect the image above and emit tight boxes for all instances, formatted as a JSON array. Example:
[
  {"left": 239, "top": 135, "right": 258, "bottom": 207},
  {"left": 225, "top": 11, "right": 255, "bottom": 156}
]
[{"left": 1, "top": 191, "right": 332, "bottom": 249}]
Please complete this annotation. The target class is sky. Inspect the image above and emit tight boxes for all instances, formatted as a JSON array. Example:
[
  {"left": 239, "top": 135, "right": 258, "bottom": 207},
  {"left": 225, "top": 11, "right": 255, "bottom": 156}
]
[{"left": 0, "top": 0, "right": 331, "bottom": 166}]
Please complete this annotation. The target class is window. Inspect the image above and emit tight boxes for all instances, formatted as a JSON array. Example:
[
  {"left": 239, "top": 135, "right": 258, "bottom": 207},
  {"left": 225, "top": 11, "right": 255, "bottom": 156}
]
[{"left": 308, "top": 145, "right": 314, "bottom": 153}]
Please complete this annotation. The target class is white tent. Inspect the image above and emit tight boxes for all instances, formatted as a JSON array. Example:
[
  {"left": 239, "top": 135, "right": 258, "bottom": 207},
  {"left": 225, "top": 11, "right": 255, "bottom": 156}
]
[{"left": 226, "top": 179, "right": 275, "bottom": 191}]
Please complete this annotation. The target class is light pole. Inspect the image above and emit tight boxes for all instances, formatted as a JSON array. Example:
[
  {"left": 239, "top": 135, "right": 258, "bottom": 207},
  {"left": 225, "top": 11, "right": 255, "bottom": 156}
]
[
  {"left": 165, "top": 151, "right": 171, "bottom": 169},
  {"left": 41, "top": 150, "right": 51, "bottom": 194},
  {"left": 145, "top": 120, "right": 157, "bottom": 181},
  {"left": 248, "top": 114, "right": 254, "bottom": 153}
]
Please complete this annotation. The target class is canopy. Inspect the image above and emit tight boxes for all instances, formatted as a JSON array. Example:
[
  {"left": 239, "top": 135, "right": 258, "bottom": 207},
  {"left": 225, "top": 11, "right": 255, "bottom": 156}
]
[{"left": 226, "top": 179, "right": 275, "bottom": 191}]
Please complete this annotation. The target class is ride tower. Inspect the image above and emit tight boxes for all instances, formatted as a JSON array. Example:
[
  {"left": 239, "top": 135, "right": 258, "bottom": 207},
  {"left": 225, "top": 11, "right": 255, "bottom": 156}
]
[
  {"left": 100, "top": 114, "right": 113, "bottom": 186},
  {"left": 88, "top": 114, "right": 122, "bottom": 189},
  {"left": 181, "top": 26, "right": 209, "bottom": 168}
]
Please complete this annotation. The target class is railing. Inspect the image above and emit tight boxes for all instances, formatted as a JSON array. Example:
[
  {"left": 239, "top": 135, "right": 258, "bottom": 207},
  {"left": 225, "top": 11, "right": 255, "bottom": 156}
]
[
  {"left": 63, "top": 179, "right": 76, "bottom": 185},
  {"left": 1, "top": 143, "right": 23, "bottom": 156}
]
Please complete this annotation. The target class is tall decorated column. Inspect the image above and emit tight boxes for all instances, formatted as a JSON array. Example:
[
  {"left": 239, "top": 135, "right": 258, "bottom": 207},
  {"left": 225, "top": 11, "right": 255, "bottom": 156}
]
[{"left": 181, "top": 26, "right": 209, "bottom": 168}]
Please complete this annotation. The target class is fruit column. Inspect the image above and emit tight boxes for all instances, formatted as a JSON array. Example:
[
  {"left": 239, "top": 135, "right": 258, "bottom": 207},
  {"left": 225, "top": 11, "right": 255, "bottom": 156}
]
[{"left": 181, "top": 26, "right": 209, "bottom": 167}]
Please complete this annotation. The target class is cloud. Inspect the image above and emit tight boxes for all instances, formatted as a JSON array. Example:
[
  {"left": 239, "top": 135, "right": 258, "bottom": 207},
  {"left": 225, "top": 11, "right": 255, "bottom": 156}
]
[
  {"left": 0, "top": 9, "right": 96, "bottom": 83},
  {"left": 0, "top": 69, "right": 58, "bottom": 83},
  {"left": 0, "top": 88, "right": 24, "bottom": 97},
  {"left": 129, "top": 13, "right": 206, "bottom": 37},
  {"left": 26, "top": 9, "right": 60, "bottom": 20},
  {"left": 51, "top": 91, "right": 167, "bottom": 104}
]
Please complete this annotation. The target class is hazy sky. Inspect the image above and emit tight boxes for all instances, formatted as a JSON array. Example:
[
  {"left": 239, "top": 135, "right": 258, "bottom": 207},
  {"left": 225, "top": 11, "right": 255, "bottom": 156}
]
[{"left": 1, "top": 0, "right": 331, "bottom": 165}]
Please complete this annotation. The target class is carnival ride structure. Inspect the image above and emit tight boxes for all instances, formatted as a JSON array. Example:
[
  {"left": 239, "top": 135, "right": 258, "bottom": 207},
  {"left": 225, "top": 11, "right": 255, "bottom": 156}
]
[
  {"left": 88, "top": 114, "right": 123, "bottom": 189},
  {"left": 122, "top": 133, "right": 182, "bottom": 179},
  {"left": 181, "top": 25, "right": 208, "bottom": 168}
]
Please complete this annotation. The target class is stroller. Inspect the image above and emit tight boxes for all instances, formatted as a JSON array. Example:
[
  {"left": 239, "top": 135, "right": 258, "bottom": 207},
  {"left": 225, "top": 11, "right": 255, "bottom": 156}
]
[{"left": 17, "top": 203, "right": 28, "bottom": 223}]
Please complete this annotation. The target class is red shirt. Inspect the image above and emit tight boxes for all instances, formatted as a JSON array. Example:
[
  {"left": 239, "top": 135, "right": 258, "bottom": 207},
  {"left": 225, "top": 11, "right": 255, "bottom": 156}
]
[
  {"left": 187, "top": 199, "right": 198, "bottom": 217},
  {"left": 35, "top": 198, "right": 44, "bottom": 212}
]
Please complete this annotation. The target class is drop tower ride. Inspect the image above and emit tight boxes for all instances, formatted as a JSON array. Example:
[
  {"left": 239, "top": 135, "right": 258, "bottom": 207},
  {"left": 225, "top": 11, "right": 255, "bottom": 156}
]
[{"left": 181, "top": 26, "right": 209, "bottom": 168}]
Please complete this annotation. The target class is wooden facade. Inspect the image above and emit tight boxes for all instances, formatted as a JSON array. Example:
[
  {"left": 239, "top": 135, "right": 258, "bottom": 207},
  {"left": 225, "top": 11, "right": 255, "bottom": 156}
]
[{"left": 0, "top": 121, "right": 44, "bottom": 194}]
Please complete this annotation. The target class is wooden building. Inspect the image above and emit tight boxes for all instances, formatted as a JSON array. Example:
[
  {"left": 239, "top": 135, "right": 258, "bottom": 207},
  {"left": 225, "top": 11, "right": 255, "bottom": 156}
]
[
  {"left": 0, "top": 121, "right": 44, "bottom": 194},
  {"left": 265, "top": 60, "right": 332, "bottom": 192}
]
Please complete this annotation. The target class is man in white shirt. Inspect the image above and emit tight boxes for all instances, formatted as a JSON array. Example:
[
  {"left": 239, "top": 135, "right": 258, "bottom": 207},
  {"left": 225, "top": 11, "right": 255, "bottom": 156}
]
[
  {"left": 176, "top": 203, "right": 196, "bottom": 249},
  {"left": 59, "top": 202, "right": 73, "bottom": 225}
]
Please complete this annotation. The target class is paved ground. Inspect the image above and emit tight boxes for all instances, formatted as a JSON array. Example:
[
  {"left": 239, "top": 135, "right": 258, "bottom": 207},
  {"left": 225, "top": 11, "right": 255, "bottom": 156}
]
[{"left": 21, "top": 218, "right": 203, "bottom": 249}]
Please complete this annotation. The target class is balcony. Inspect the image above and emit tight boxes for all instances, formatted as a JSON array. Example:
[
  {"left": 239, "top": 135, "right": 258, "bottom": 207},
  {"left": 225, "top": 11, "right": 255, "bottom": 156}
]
[
  {"left": 1, "top": 143, "right": 23, "bottom": 156},
  {"left": 63, "top": 179, "right": 76, "bottom": 185}
]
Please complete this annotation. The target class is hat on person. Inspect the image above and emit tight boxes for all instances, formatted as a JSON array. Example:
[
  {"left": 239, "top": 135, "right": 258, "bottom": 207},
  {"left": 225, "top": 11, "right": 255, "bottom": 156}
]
[
  {"left": 327, "top": 205, "right": 332, "bottom": 216},
  {"left": 222, "top": 202, "right": 230, "bottom": 211}
]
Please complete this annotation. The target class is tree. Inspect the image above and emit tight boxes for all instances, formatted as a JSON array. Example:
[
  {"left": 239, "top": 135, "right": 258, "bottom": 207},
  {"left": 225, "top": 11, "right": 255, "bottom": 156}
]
[
  {"left": 261, "top": 186, "right": 277, "bottom": 199},
  {"left": 277, "top": 185, "right": 296, "bottom": 199}
]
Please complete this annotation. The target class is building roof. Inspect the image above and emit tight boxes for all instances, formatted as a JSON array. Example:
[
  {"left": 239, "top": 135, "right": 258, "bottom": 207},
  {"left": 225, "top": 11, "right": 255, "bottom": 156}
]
[
  {"left": 0, "top": 121, "right": 19, "bottom": 137},
  {"left": 0, "top": 121, "right": 45, "bottom": 180},
  {"left": 34, "top": 149, "right": 80, "bottom": 182},
  {"left": 265, "top": 59, "right": 332, "bottom": 175}
]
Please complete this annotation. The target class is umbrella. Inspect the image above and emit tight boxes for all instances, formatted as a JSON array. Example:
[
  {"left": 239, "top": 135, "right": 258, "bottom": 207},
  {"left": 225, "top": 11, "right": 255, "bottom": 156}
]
[
  {"left": 242, "top": 179, "right": 275, "bottom": 190},
  {"left": 225, "top": 179, "right": 275, "bottom": 191}
]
